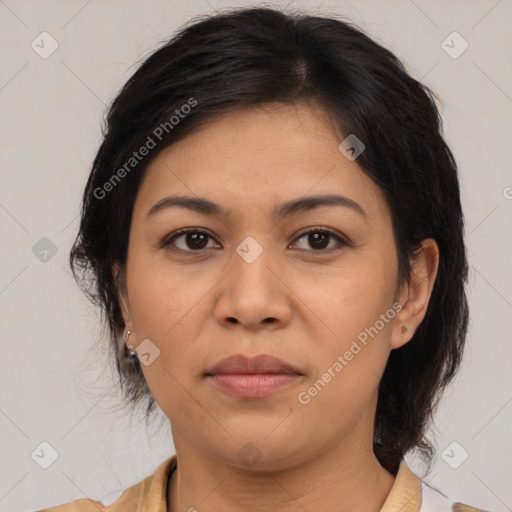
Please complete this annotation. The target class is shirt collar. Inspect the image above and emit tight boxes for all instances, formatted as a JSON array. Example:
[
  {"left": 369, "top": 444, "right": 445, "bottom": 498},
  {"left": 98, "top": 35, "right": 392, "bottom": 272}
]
[{"left": 380, "top": 458, "right": 422, "bottom": 512}]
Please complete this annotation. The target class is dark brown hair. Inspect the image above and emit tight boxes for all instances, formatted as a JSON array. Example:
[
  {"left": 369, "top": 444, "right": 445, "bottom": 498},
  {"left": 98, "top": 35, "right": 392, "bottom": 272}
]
[{"left": 70, "top": 6, "right": 469, "bottom": 474}]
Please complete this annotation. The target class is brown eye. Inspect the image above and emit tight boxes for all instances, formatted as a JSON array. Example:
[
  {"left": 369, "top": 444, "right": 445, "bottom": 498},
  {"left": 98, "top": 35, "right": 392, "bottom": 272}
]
[
  {"left": 291, "top": 229, "right": 348, "bottom": 252},
  {"left": 162, "top": 229, "right": 220, "bottom": 252}
]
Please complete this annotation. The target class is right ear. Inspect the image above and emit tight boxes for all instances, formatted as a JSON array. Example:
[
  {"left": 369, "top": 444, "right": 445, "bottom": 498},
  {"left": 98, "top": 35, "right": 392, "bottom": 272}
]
[{"left": 113, "top": 262, "right": 132, "bottom": 327}]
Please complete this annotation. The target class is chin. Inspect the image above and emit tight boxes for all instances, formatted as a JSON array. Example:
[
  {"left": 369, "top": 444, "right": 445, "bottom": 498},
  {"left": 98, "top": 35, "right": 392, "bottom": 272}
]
[{"left": 209, "top": 434, "right": 312, "bottom": 473}]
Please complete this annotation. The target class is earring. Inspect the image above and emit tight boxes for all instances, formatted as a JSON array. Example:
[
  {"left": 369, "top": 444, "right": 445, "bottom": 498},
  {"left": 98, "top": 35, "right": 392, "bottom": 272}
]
[
  {"left": 125, "top": 330, "right": 137, "bottom": 358},
  {"left": 401, "top": 326, "right": 408, "bottom": 334}
]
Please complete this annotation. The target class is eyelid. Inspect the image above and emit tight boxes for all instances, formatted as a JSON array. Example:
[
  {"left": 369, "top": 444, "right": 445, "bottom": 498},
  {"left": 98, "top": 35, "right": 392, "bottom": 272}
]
[
  {"left": 160, "top": 227, "right": 216, "bottom": 249},
  {"left": 290, "top": 226, "right": 350, "bottom": 251},
  {"left": 160, "top": 226, "right": 350, "bottom": 252}
]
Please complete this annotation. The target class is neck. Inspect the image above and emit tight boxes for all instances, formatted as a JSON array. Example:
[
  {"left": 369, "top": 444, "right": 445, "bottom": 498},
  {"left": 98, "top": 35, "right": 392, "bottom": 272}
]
[{"left": 167, "top": 431, "right": 396, "bottom": 512}]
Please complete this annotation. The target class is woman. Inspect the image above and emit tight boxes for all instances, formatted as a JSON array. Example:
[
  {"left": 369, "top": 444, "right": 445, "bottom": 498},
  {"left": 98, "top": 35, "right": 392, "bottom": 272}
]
[{"left": 38, "top": 6, "right": 487, "bottom": 512}]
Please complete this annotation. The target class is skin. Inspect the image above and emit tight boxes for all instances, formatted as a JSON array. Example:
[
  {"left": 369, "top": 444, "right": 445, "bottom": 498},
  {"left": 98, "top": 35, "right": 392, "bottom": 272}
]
[{"left": 116, "top": 102, "right": 439, "bottom": 512}]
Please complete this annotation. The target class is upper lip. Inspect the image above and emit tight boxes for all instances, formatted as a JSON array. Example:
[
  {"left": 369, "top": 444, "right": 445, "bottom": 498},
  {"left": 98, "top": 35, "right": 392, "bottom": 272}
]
[{"left": 205, "top": 354, "right": 303, "bottom": 376}]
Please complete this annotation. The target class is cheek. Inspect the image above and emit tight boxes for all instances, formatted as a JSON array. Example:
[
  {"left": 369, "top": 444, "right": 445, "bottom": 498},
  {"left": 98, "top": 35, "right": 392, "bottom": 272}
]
[
  {"left": 307, "top": 256, "right": 396, "bottom": 337},
  {"left": 298, "top": 256, "right": 396, "bottom": 403},
  {"left": 127, "top": 253, "right": 204, "bottom": 338},
  {"left": 125, "top": 255, "right": 215, "bottom": 395},
  {"left": 296, "top": 301, "right": 394, "bottom": 434}
]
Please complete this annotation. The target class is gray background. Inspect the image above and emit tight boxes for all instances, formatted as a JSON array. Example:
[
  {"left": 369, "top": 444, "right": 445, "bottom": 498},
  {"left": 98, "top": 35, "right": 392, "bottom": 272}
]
[{"left": 0, "top": 1, "right": 510, "bottom": 511}]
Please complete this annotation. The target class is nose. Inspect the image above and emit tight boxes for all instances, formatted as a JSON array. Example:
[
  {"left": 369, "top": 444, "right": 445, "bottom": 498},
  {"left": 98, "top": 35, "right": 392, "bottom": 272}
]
[{"left": 214, "top": 242, "right": 292, "bottom": 331}]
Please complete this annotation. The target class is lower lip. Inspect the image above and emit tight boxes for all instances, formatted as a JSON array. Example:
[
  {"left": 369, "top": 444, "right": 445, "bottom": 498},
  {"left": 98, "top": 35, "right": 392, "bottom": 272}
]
[{"left": 207, "top": 373, "right": 301, "bottom": 399}]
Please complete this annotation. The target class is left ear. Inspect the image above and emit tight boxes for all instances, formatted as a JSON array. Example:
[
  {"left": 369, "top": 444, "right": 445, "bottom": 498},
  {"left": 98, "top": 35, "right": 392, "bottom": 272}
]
[{"left": 391, "top": 238, "right": 439, "bottom": 349}]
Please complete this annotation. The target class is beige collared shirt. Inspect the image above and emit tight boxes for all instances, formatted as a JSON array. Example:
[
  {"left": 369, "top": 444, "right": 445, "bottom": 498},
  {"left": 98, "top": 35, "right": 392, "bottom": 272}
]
[{"left": 37, "top": 455, "right": 489, "bottom": 512}]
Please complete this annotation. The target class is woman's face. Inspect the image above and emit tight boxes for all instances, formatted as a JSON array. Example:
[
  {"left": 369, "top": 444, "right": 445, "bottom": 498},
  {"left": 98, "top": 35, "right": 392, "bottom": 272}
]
[{"left": 118, "top": 102, "right": 411, "bottom": 471}]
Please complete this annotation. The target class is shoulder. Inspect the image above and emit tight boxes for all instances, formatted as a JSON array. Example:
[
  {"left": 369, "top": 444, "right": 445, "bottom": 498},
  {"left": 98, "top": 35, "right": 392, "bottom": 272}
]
[
  {"left": 419, "top": 474, "right": 491, "bottom": 512},
  {"left": 35, "top": 456, "right": 177, "bottom": 512},
  {"left": 35, "top": 483, "right": 142, "bottom": 512},
  {"left": 35, "top": 496, "right": 114, "bottom": 512},
  {"left": 388, "top": 459, "right": 491, "bottom": 512},
  {"left": 452, "top": 503, "right": 491, "bottom": 512},
  {"left": 35, "top": 487, "right": 142, "bottom": 512}
]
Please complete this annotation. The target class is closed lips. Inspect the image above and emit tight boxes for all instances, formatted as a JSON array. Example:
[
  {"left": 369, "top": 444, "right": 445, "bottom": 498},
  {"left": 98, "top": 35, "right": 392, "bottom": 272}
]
[
  {"left": 205, "top": 354, "right": 303, "bottom": 376},
  {"left": 205, "top": 354, "right": 304, "bottom": 400}
]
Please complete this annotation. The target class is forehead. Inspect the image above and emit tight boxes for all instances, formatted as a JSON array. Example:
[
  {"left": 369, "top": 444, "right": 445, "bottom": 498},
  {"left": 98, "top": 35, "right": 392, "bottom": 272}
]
[{"left": 133, "top": 103, "right": 389, "bottom": 223}]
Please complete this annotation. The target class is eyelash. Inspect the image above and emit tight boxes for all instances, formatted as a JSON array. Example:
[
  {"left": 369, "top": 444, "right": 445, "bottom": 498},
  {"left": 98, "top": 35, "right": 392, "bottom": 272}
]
[{"left": 160, "top": 227, "right": 349, "bottom": 254}]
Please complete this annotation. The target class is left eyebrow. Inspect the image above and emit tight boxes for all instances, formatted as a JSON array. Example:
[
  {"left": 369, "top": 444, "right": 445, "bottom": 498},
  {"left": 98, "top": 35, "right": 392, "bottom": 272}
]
[
  {"left": 145, "top": 194, "right": 367, "bottom": 222},
  {"left": 273, "top": 194, "right": 367, "bottom": 221}
]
